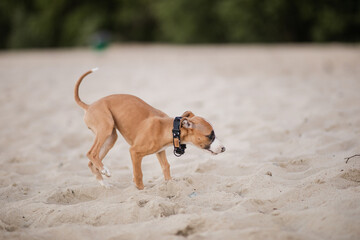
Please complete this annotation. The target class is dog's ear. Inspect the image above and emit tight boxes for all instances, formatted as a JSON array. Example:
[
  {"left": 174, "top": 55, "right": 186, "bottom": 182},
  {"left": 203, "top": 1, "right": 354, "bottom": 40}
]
[
  {"left": 181, "top": 118, "right": 194, "bottom": 129},
  {"left": 181, "top": 111, "right": 195, "bottom": 118}
]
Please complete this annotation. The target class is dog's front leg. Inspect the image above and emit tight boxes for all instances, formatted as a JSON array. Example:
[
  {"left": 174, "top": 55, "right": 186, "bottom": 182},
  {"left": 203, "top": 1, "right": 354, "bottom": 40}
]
[
  {"left": 156, "top": 150, "right": 171, "bottom": 181},
  {"left": 130, "top": 148, "right": 144, "bottom": 190}
]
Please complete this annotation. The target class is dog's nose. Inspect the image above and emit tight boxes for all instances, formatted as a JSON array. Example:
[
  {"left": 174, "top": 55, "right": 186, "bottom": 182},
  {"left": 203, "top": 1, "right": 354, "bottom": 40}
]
[{"left": 221, "top": 146, "right": 226, "bottom": 152}]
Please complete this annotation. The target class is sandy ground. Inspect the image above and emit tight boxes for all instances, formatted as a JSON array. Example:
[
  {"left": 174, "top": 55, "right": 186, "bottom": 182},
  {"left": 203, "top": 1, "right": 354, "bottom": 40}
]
[{"left": 0, "top": 45, "right": 359, "bottom": 240}]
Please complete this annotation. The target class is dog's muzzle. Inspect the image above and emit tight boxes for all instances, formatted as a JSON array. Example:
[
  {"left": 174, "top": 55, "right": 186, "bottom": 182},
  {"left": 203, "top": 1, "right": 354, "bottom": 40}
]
[{"left": 208, "top": 138, "right": 226, "bottom": 155}]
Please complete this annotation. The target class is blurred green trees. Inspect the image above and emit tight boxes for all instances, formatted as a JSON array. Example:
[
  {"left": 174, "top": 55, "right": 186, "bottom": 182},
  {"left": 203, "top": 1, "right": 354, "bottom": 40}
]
[{"left": 0, "top": 0, "right": 359, "bottom": 48}]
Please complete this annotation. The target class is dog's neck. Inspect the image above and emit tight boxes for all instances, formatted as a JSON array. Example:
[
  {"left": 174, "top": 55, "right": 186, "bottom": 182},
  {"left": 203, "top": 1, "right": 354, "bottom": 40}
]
[{"left": 162, "top": 117, "right": 187, "bottom": 146}]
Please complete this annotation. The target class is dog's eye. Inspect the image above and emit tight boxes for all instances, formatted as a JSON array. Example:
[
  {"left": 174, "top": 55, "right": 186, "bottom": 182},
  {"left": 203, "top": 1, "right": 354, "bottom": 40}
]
[{"left": 206, "top": 130, "right": 215, "bottom": 142}]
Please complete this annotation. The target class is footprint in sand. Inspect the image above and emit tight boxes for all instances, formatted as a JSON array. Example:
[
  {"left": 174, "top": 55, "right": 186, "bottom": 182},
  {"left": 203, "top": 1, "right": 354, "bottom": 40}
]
[
  {"left": 330, "top": 168, "right": 360, "bottom": 190},
  {"left": 46, "top": 188, "right": 99, "bottom": 205},
  {"left": 340, "top": 169, "right": 360, "bottom": 183},
  {"left": 176, "top": 225, "right": 195, "bottom": 237},
  {"left": 175, "top": 219, "right": 204, "bottom": 237},
  {"left": 275, "top": 158, "right": 310, "bottom": 172}
]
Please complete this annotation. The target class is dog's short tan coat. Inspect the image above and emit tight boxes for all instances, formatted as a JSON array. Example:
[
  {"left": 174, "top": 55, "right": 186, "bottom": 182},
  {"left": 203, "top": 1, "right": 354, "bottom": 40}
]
[{"left": 75, "top": 69, "right": 225, "bottom": 189}]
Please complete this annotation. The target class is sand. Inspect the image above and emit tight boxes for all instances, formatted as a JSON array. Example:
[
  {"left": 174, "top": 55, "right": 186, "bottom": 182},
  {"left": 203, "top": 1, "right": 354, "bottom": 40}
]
[{"left": 0, "top": 45, "right": 359, "bottom": 240}]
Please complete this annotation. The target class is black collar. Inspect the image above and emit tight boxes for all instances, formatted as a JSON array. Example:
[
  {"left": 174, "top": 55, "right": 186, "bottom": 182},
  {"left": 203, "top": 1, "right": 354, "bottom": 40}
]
[{"left": 172, "top": 117, "right": 186, "bottom": 157}]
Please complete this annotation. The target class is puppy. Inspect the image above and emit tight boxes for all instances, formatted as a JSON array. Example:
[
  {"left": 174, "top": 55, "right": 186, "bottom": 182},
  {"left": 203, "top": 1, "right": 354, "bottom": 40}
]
[{"left": 74, "top": 68, "right": 225, "bottom": 189}]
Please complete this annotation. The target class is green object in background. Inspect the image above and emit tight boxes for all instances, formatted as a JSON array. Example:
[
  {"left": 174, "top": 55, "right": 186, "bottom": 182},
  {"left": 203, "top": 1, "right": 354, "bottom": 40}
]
[
  {"left": 90, "top": 31, "right": 111, "bottom": 51},
  {"left": 93, "top": 41, "right": 109, "bottom": 51}
]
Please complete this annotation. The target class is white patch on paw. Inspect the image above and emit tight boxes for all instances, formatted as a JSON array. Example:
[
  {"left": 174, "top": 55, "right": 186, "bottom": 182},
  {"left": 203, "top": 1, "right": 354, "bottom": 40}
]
[{"left": 101, "top": 166, "right": 111, "bottom": 177}]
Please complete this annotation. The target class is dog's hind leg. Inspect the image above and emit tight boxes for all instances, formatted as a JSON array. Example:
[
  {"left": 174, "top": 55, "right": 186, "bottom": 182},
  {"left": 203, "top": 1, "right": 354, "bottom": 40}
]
[
  {"left": 86, "top": 117, "right": 115, "bottom": 178},
  {"left": 99, "top": 128, "right": 118, "bottom": 161},
  {"left": 87, "top": 129, "right": 117, "bottom": 187}
]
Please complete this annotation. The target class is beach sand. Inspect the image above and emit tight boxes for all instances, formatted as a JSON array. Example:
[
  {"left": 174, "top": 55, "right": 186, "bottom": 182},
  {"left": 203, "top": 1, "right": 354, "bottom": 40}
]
[{"left": 0, "top": 45, "right": 359, "bottom": 240}]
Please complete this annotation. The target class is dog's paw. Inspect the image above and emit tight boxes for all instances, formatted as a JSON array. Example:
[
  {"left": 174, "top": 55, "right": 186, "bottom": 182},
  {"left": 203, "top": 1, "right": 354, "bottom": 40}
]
[{"left": 101, "top": 166, "right": 111, "bottom": 177}]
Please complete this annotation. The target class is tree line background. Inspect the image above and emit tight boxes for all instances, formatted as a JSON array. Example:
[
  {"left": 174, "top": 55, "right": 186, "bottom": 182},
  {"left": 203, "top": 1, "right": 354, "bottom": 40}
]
[{"left": 0, "top": 0, "right": 359, "bottom": 49}]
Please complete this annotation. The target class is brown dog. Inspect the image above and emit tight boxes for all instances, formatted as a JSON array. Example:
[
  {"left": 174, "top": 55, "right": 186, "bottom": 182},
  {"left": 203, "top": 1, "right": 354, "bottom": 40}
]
[{"left": 74, "top": 68, "right": 225, "bottom": 189}]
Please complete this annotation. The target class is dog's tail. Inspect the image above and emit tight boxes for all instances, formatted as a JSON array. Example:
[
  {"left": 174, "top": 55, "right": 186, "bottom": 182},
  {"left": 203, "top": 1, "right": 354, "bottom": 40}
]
[{"left": 74, "top": 67, "right": 98, "bottom": 110}]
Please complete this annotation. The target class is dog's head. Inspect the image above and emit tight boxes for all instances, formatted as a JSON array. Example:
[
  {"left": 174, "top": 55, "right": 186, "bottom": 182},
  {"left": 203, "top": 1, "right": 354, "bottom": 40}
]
[{"left": 180, "top": 111, "right": 226, "bottom": 155}]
